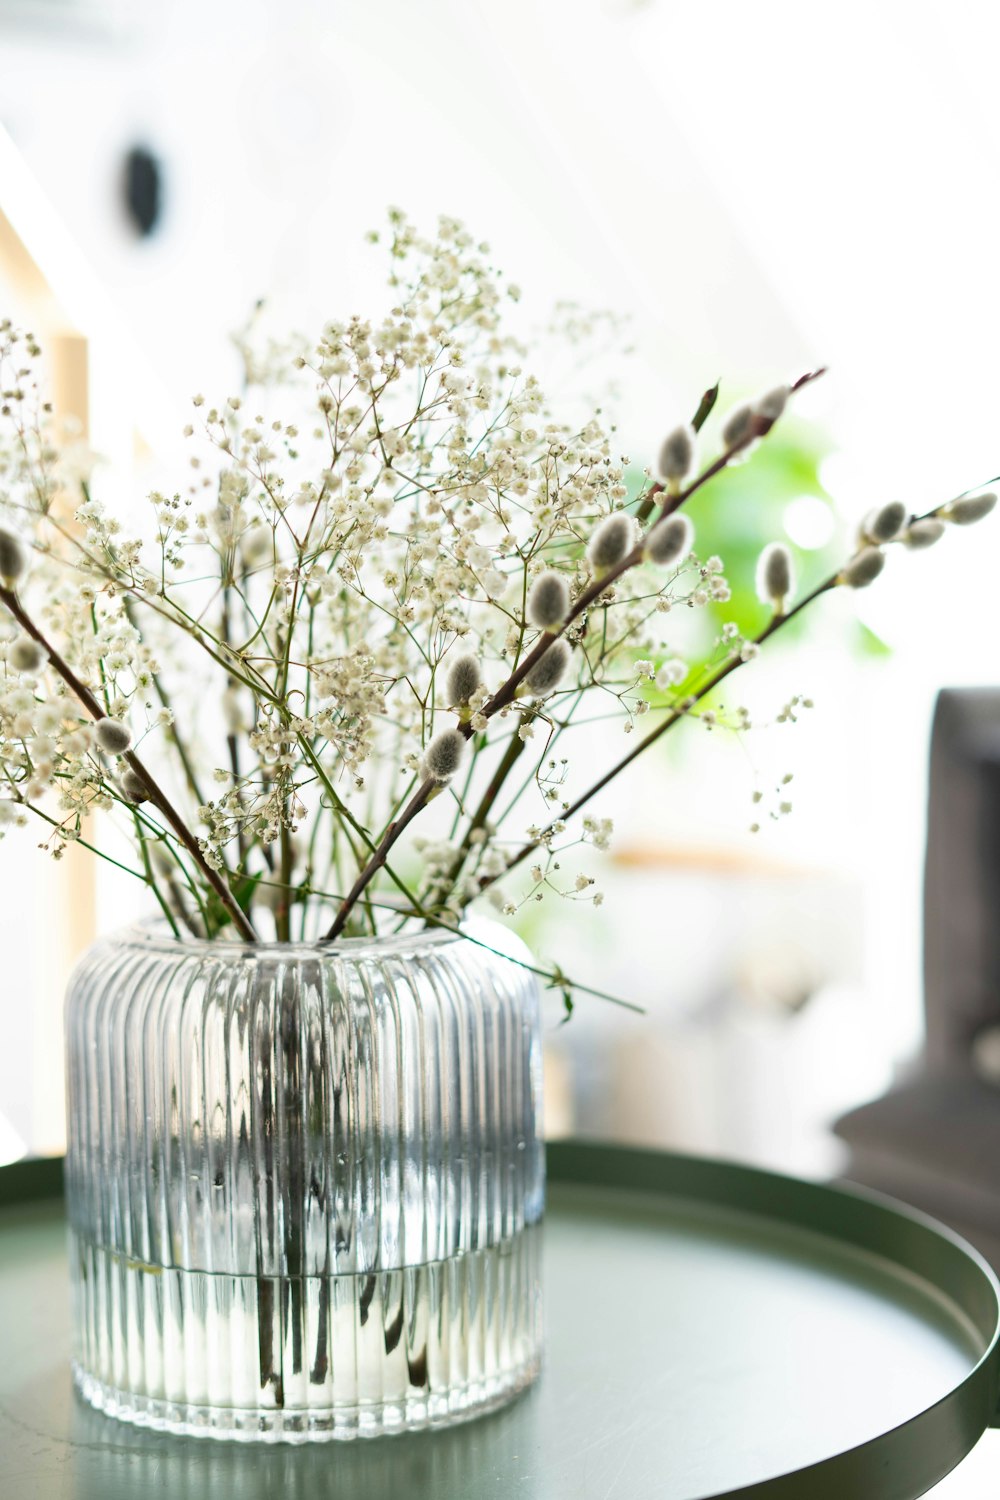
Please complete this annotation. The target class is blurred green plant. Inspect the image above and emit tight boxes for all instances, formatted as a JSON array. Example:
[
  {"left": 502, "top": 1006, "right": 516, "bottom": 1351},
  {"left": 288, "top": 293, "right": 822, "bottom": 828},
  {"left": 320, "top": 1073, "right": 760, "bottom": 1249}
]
[{"left": 626, "top": 401, "right": 890, "bottom": 669}]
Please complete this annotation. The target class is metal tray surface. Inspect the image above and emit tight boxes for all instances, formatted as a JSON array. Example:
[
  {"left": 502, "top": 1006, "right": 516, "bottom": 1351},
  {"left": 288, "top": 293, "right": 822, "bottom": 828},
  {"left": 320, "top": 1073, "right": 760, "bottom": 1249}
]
[{"left": 0, "top": 1142, "right": 997, "bottom": 1500}]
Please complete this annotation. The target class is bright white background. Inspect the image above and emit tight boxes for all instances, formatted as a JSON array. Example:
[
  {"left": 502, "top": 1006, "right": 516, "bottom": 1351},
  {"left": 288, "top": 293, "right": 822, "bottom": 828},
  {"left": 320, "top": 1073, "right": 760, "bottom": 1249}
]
[
  {"left": 3, "top": 5, "right": 1000, "bottom": 1493},
  {"left": 1, "top": 0, "right": 999, "bottom": 1172}
]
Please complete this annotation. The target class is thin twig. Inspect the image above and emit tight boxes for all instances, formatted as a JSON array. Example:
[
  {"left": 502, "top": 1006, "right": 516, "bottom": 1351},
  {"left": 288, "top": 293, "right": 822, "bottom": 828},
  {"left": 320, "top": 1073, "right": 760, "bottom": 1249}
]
[{"left": 0, "top": 584, "right": 257, "bottom": 941}]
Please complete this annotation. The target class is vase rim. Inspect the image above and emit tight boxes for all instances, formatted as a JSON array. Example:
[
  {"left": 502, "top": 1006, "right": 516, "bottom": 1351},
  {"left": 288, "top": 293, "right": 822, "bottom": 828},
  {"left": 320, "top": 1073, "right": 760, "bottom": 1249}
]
[{"left": 96, "top": 912, "right": 526, "bottom": 965}]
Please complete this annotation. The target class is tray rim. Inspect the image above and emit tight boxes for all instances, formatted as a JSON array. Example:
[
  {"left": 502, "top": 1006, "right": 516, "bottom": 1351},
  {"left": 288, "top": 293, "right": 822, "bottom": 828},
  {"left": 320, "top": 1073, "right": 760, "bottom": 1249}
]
[{"left": 1, "top": 1141, "right": 998, "bottom": 1500}]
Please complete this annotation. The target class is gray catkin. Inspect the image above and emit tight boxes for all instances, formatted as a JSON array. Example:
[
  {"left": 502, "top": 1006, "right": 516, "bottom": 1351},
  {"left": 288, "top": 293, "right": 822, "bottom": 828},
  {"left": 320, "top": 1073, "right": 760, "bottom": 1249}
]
[
  {"left": 755, "top": 385, "right": 790, "bottom": 423},
  {"left": 587, "top": 514, "right": 636, "bottom": 573},
  {"left": 721, "top": 401, "right": 755, "bottom": 449},
  {"left": 903, "top": 518, "right": 945, "bottom": 550},
  {"left": 8, "top": 637, "right": 45, "bottom": 673},
  {"left": 0, "top": 528, "right": 27, "bottom": 583},
  {"left": 840, "top": 547, "right": 885, "bottom": 589},
  {"left": 948, "top": 491, "right": 997, "bottom": 526},
  {"left": 866, "top": 501, "right": 908, "bottom": 543},
  {"left": 95, "top": 717, "right": 133, "bottom": 755},
  {"left": 422, "top": 729, "right": 467, "bottom": 783},
  {"left": 526, "top": 571, "right": 570, "bottom": 630},
  {"left": 524, "top": 639, "right": 571, "bottom": 697},
  {"left": 120, "top": 769, "right": 149, "bottom": 804},
  {"left": 656, "top": 424, "right": 697, "bottom": 484},
  {"left": 645, "top": 514, "right": 694, "bottom": 567},
  {"left": 756, "top": 543, "right": 794, "bottom": 607},
  {"left": 445, "top": 652, "right": 482, "bottom": 707}
]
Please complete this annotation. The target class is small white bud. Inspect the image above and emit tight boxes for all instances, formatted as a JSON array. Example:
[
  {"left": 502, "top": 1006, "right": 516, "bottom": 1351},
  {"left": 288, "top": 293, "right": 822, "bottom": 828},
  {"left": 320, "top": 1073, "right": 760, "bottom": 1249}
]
[
  {"left": 839, "top": 547, "right": 885, "bottom": 589},
  {"left": 421, "top": 728, "right": 467, "bottom": 783},
  {"left": 120, "top": 769, "right": 149, "bottom": 804},
  {"left": 95, "top": 717, "right": 133, "bottom": 755},
  {"left": 0, "top": 528, "right": 27, "bottom": 584},
  {"left": 523, "top": 639, "right": 571, "bottom": 697},
  {"left": 721, "top": 401, "right": 756, "bottom": 450},
  {"left": 755, "top": 542, "right": 795, "bottom": 611},
  {"left": 656, "top": 659, "right": 687, "bottom": 689},
  {"left": 903, "top": 518, "right": 945, "bottom": 550},
  {"left": 754, "top": 384, "right": 790, "bottom": 422},
  {"left": 863, "top": 501, "right": 908, "bottom": 544},
  {"left": 655, "top": 423, "right": 697, "bottom": 484},
  {"left": 526, "top": 571, "right": 570, "bottom": 629},
  {"left": 586, "top": 513, "right": 637, "bottom": 573},
  {"left": 946, "top": 491, "right": 997, "bottom": 526},
  {"left": 645, "top": 514, "right": 694, "bottom": 567},
  {"left": 8, "top": 636, "right": 45, "bottom": 673},
  {"left": 444, "top": 652, "right": 482, "bottom": 708}
]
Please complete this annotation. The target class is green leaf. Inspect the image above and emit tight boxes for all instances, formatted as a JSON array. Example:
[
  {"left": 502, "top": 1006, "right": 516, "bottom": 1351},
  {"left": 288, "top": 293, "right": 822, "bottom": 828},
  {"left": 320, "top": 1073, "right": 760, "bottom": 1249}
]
[{"left": 854, "top": 619, "right": 892, "bottom": 658}]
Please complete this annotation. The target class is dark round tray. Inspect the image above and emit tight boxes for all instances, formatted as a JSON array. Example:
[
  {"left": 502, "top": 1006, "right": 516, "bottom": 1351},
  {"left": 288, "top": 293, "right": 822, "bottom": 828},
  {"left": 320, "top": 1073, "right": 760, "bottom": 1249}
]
[{"left": 2, "top": 1141, "right": 998, "bottom": 1498}]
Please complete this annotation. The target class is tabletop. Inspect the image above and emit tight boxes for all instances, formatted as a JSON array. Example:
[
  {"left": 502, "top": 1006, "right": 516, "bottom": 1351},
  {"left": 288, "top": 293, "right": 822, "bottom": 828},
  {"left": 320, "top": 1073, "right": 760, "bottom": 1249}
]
[{"left": 1, "top": 1142, "right": 998, "bottom": 1499}]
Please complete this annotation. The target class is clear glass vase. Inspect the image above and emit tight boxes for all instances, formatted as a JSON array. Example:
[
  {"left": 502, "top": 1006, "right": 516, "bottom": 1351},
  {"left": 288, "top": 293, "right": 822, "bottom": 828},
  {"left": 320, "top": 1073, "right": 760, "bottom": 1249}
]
[{"left": 63, "top": 918, "right": 544, "bottom": 1441}]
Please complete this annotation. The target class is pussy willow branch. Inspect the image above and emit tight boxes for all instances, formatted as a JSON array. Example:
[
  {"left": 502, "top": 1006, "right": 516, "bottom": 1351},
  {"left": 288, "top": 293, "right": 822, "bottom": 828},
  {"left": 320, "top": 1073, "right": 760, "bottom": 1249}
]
[
  {"left": 424, "top": 727, "right": 527, "bottom": 911},
  {"left": 480, "top": 485, "right": 991, "bottom": 894},
  {"left": 478, "top": 577, "right": 836, "bottom": 894},
  {"left": 0, "top": 584, "right": 258, "bottom": 942},
  {"left": 635, "top": 379, "right": 719, "bottom": 524},
  {"left": 323, "top": 367, "right": 826, "bottom": 941},
  {"left": 437, "top": 383, "right": 720, "bottom": 903}
]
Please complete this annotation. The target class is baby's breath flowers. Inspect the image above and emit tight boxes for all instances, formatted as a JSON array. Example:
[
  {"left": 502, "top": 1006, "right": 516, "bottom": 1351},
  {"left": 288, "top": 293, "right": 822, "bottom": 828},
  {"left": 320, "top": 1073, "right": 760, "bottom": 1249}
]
[{"left": 0, "top": 217, "right": 991, "bottom": 1001}]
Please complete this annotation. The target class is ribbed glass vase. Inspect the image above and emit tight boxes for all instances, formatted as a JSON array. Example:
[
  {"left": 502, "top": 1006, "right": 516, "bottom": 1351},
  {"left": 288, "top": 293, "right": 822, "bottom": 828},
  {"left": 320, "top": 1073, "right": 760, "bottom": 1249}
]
[{"left": 64, "top": 918, "right": 544, "bottom": 1441}]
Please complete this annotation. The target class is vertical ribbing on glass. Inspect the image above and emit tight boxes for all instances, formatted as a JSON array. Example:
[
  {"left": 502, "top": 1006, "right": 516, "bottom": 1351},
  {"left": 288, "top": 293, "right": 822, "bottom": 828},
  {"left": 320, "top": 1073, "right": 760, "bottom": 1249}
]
[{"left": 64, "top": 920, "right": 544, "bottom": 1441}]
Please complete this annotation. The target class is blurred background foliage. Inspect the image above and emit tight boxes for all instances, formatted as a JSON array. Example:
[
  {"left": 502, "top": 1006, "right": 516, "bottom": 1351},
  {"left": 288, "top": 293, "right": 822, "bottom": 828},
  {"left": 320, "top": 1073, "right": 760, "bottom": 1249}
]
[{"left": 627, "top": 401, "right": 890, "bottom": 684}]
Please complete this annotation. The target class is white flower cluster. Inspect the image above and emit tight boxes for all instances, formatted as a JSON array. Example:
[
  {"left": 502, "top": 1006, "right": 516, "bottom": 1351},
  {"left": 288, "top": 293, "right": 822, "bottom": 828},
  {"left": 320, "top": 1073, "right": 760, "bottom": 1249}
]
[{"left": 0, "top": 233, "right": 988, "bottom": 958}]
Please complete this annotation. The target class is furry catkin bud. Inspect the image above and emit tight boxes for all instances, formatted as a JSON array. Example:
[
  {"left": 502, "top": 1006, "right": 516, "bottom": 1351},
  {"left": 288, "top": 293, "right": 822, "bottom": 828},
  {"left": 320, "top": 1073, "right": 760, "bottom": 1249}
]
[
  {"left": 755, "top": 542, "right": 795, "bottom": 610},
  {"left": 120, "top": 769, "right": 149, "bottom": 804},
  {"left": 587, "top": 514, "right": 636, "bottom": 573},
  {"left": 445, "top": 652, "right": 482, "bottom": 707},
  {"left": 0, "top": 528, "right": 27, "bottom": 583},
  {"left": 947, "top": 491, "right": 997, "bottom": 525},
  {"left": 656, "top": 423, "right": 697, "bottom": 484},
  {"left": 721, "top": 401, "right": 755, "bottom": 450},
  {"left": 95, "top": 717, "right": 133, "bottom": 755},
  {"left": 526, "top": 571, "right": 570, "bottom": 630},
  {"left": 903, "top": 518, "right": 945, "bottom": 550},
  {"left": 421, "top": 728, "right": 467, "bottom": 783},
  {"left": 523, "top": 638, "right": 571, "bottom": 697},
  {"left": 864, "top": 501, "right": 908, "bottom": 544},
  {"left": 839, "top": 547, "right": 885, "bottom": 589},
  {"left": 755, "top": 385, "right": 790, "bottom": 423},
  {"left": 645, "top": 513, "right": 694, "bottom": 567},
  {"left": 8, "top": 636, "right": 45, "bottom": 673}
]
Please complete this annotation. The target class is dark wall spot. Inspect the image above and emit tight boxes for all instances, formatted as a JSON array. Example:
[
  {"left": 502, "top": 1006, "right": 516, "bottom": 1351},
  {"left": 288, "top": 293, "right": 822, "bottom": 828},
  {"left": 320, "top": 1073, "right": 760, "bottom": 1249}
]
[{"left": 122, "top": 144, "right": 164, "bottom": 239}]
